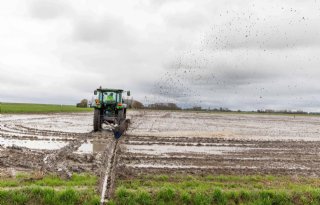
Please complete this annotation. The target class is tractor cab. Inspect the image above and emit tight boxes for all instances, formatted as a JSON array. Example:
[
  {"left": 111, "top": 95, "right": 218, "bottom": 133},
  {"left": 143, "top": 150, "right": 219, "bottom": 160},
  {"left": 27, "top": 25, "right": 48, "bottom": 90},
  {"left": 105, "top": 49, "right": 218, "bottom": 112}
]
[{"left": 94, "top": 89, "right": 123, "bottom": 106}]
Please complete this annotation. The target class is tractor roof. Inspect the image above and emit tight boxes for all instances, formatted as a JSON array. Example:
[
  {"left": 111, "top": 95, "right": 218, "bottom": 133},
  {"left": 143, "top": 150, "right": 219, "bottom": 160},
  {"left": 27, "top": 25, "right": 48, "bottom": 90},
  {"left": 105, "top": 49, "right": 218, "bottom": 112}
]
[{"left": 97, "top": 88, "right": 124, "bottom": 93}]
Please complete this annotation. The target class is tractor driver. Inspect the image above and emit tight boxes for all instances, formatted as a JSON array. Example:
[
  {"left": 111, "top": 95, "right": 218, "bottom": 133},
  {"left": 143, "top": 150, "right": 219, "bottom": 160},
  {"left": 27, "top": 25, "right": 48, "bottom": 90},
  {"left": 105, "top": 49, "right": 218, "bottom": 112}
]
[{"left": 106, "top": 92, "right": 115, "bottom": 102}]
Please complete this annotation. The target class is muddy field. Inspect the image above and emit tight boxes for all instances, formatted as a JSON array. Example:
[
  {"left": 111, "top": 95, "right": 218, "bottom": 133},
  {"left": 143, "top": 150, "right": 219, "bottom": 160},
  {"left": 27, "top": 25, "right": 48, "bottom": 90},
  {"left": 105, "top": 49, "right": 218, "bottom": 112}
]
[
  {"left": 0, "top": 113, "right": 112, "bottom": 177},
  {"left": 120, "top": 110, "right": 320, "bottom": 177},
  {"left": 1, "top": 110, "right": 320, "bottom": 199}
]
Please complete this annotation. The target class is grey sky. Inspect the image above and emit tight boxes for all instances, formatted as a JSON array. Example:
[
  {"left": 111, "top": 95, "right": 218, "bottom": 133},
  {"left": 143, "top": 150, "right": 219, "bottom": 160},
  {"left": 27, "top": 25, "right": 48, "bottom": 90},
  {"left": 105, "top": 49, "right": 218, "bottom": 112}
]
[{"left": 0, "top": 0, "right": 319, "bottom": 111}]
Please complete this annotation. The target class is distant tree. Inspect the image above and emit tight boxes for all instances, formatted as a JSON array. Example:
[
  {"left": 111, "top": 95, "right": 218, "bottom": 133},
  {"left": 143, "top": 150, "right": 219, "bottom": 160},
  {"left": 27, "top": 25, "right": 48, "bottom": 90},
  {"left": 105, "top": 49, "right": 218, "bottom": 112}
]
[
  {"left": 131, "top": 100, "right": 144, "bottom": 109},
  {"left": 148, "top": 103, "right": 181, "bottom": 110},
  {"left": 167, "top": 103, "right": 180, "bottom": 110},
  {"left": 76, "top": 99, "right": 88, "bottom": 108},
  {"left": 192, "top": 106, "right": 202, "bottom": 111}
]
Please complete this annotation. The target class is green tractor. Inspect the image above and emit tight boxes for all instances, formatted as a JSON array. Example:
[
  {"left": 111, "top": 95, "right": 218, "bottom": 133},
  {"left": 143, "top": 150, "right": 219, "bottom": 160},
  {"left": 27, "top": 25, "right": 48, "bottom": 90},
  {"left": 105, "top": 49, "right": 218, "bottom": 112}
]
[{"left": 92, "top": 87, "right": 130, "bottom": 138}]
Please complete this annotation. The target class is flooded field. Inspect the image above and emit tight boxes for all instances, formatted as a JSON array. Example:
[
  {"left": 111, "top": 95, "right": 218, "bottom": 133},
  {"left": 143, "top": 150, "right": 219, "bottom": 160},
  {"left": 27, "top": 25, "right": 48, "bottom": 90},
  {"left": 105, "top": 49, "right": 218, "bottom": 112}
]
[{"left": 1, "top": 110, "right": 320, "bottom": 199}]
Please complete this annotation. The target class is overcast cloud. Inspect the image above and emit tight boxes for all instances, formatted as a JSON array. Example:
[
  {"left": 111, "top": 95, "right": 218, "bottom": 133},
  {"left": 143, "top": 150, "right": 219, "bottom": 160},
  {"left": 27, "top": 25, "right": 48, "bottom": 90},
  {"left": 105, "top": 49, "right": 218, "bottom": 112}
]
[{"left": 0, "top": 0, "right": 320, "bottom": 111}]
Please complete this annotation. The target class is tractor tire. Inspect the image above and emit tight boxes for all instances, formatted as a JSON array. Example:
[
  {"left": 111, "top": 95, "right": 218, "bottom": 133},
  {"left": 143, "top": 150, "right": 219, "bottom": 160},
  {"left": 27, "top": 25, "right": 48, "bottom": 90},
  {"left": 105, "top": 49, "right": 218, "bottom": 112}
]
[{"left": 93, "top": 109, "right": 101, "bottom": 131}]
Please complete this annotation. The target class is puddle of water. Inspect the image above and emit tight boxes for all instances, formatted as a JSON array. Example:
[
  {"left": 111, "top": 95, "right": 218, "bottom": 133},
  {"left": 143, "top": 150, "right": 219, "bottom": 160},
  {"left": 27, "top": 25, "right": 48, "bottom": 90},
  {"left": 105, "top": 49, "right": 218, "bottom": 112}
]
[
  {"left": 126, "top": 141, "right": 253, "bottom": 147},
  {"left": 124, "top": 144, "right": 251, "bottom": 155},
  {"left": 127, "top": 164, "right": 260, "bottom": 169},
  {"left": 76, "top": 140, "right": 108, "bottom": 154},
  {"left": 0, "top": 137, "right": 68, "bottom": 150}
]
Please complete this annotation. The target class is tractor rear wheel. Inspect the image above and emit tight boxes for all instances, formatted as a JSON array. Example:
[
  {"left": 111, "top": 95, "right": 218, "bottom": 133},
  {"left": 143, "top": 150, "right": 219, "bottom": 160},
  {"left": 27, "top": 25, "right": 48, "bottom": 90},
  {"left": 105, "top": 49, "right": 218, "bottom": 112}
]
[{"left": 93, "top": 109, "right": 101, "bottom": 131}]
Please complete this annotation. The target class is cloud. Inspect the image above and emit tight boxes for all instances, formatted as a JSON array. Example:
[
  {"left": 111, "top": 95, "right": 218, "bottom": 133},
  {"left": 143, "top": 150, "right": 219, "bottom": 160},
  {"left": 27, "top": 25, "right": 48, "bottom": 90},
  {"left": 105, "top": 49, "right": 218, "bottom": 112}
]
[
  {"left": 29, "top": 0, "right": 68, "bottom": 20},
  {"left": 164, "top": 8, "right": 207, "bottom": 30},
  {"left": 1, "top": 0, "right": 320, "bottom": 111},
  {"left": 73, "top": 17, "right": 131, "bottom": 44}
]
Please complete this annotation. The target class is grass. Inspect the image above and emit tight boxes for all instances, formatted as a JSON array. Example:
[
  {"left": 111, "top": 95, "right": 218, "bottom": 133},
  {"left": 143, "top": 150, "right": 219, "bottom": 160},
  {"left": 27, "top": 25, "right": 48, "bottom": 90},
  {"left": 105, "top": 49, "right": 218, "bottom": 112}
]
[
  {"left": 0, "top": 172, "right": 100, "bottom": 205},
  {"left": 110, "top": 174, "right": 320, "bottom": 205},
  {"left": 0, "top": 173, "right": 97, "bottom": 187},
  {"left": 0, "top": 188, "right": 100, "bottom": 205},
  {"left": 2, "top": 172, "right": 320, "bottom": 204},
  {"left": 0, "top": 102, "right": 92, "bottom": 113}
]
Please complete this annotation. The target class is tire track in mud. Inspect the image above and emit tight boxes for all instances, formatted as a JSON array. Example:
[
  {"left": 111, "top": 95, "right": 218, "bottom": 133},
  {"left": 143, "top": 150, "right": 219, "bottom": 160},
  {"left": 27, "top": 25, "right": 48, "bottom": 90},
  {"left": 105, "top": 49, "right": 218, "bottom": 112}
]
[
  {"left": 99, "top": 119, "right": 131, "bottom": 204},
  {"left": 0, "top": 123, "right": 85, "bottom": 138},
  {"left": 99, "top": 138, "right": 120, "bottom": 204},
  {"left": 0, "top": 132, "right": 98, "bottom": 176},
  {"left": 0, "top": 114, "right": 94, "bottom": 154},
  {"left": 118, "top": 135, "right": 320, "bottom": 177},
  {"left": 0, "top": 113, "right": 93, "bottom": 140},
  {"left": 0, "top": 113, "right": 107, "bottom": 176}
]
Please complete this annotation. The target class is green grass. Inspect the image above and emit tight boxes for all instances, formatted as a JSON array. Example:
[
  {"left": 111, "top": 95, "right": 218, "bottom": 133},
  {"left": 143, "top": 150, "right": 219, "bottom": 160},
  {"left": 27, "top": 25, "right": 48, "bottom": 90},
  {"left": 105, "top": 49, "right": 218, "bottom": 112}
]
[
  {"left": 0, "top": 173, "right": 100, "bottom": 205},
  {"left": 0, "top": 173, "right": 97, "bottom": 187},
  {"left": 110, "top": 174, "right": 320, "bottom": 205},
  {"left": 0, "top": 102, "right": 92, "bottom": 113},
  {"left": 0, "top": 187, "right": 100, "bottom": 205}
]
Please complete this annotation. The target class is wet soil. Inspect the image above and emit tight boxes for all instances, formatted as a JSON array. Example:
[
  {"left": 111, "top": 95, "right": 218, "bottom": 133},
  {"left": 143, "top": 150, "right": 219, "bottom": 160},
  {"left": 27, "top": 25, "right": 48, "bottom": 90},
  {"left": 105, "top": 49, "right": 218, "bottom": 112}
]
[
  {"left": 0, "top": 113, "right": 115, "bottom": 178},
  {"left": 116, "top": 110, "right": 320, "bottom": 178},
  {"left": 118, "top": 135, "right": 320, "bottom": 178}
]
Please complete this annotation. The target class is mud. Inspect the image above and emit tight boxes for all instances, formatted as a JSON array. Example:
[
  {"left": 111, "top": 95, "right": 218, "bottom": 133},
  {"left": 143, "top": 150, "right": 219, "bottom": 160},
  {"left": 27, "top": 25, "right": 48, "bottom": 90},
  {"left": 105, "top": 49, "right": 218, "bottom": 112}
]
[
  {"left": 99, "top": 138, "right": 120, "bottom": 204},
  {"left": 116, "top": 110, "right": 320, "bottom": 178},
  {"left": 1, "top": 110, "right": 320, "bottom": 196},
  {"left": 0, "top": 113, "right": 116, "bottom": 178},
  {"left": 118, "top": 135, "right": 320, "bottom": 177}
]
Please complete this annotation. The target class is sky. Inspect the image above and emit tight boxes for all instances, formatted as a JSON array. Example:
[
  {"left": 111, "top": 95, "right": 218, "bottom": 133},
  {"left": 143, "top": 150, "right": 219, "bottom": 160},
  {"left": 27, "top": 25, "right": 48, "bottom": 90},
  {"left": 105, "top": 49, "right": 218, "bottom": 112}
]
[{"left": 0, "top": 0, "right": 320, "bottom": 111}]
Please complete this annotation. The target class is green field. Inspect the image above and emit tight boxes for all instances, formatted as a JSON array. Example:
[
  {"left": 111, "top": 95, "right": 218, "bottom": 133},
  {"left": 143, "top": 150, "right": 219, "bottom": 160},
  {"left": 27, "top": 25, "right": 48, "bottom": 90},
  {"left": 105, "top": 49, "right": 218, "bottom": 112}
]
[
  {"left": 110, "top": 174, "right": 320, "bottom": 205},
  {"left": 0, "top": 103, "right": 92, "bottom": 113}
]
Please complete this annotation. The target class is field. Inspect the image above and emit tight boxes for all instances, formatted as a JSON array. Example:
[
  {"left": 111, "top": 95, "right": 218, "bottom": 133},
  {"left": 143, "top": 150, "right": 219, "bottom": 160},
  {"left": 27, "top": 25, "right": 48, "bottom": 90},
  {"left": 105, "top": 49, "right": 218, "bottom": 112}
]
[
  {"left": 1, "top": 110, "right": 320, "bottom": 204},
  {"left": 0, "top": 103, "right": 92, "bottom": 113}
]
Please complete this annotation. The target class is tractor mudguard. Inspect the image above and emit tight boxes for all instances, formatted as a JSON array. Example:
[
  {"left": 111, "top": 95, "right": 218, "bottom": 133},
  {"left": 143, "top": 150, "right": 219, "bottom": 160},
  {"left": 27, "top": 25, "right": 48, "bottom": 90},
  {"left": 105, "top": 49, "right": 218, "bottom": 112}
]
[{"left": 112, "top": 120, "right": 128, "bottom": 139}]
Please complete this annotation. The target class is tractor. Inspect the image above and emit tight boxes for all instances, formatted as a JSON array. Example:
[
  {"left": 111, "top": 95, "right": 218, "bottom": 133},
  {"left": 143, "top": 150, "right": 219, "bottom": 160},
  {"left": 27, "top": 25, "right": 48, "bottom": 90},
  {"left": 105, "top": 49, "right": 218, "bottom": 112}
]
[{"left": 92, "top": 87, "right": 130, "bottom": 138}]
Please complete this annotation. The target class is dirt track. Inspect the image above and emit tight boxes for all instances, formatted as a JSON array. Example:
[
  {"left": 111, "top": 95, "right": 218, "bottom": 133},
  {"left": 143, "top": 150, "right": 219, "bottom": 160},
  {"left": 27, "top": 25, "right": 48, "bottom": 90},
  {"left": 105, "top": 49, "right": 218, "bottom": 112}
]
[{"left": 1, "top": 110, "right": 320, "bottom": 187}]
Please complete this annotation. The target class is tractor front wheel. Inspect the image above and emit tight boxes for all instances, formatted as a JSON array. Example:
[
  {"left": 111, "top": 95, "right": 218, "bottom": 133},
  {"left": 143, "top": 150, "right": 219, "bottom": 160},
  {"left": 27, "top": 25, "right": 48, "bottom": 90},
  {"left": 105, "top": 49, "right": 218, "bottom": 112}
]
[{"left": 93, "top": 109, "right": 101, "bottom": 131}]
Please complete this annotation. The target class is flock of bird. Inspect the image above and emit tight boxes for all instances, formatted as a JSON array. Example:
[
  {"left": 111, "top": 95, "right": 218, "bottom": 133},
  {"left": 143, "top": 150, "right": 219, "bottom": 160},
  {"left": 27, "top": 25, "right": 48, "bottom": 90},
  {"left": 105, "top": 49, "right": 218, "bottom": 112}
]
[{"left": 146, "top": 4, "right": 319, "bottom": 109}]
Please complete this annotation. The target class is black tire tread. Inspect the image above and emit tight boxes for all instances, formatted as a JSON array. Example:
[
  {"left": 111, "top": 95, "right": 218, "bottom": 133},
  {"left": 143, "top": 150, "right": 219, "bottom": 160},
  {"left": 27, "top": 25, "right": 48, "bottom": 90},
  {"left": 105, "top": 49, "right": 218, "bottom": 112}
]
[{"left": 93, "top": 109, "right": 101, "bottom": 131}]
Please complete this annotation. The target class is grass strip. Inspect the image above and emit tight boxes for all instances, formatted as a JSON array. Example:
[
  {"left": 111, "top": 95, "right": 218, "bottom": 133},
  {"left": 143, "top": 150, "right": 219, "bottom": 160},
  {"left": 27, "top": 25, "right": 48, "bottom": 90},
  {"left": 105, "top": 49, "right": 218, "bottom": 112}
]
[
  {"left": 110, "top": 187, "right": 320, "bottom": 205},
  {"left": 0, "top": 103, "right": 92, "bottom": 113},
  {"left": 0, "top": 187, "right": 100, "bottom": 205},
  {"left": 110, "top": 174, "right": 320, "bottom": 205},
  {"left": 0, "top": 173, "right": 97, "bottom": 187},
  {"left": 0, "top": 173, "right": 99, "bottom": 205}
]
